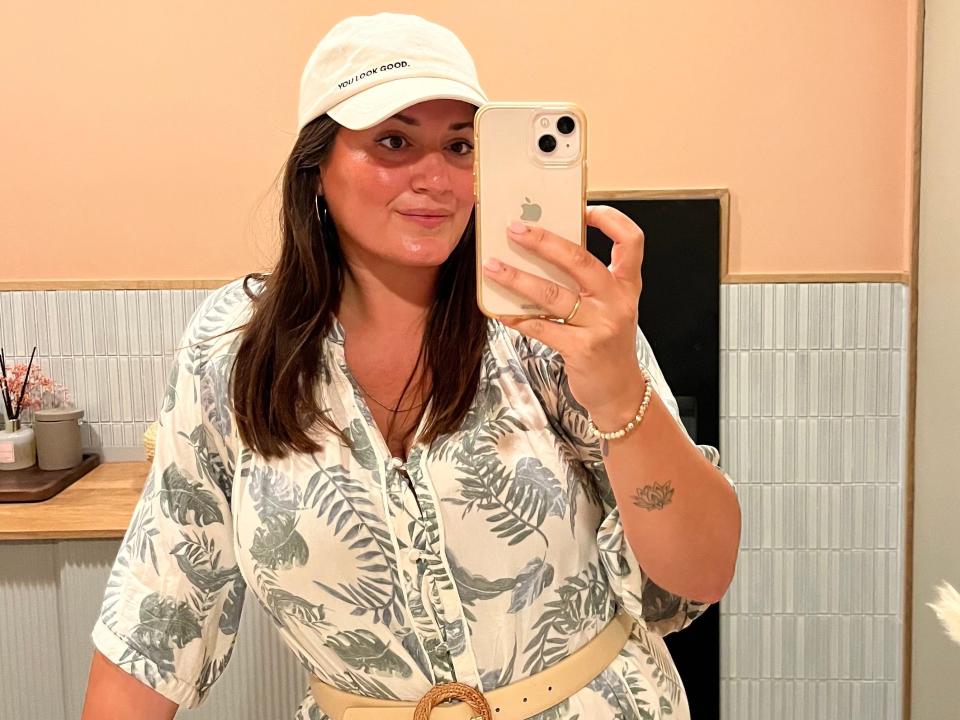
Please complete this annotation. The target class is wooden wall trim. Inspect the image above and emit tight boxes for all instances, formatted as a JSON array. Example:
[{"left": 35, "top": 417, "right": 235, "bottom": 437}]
[
  {"left": 0, "top": 273, "right": 911, "bottom": 291},
  {"left": 902, "top": 1, "right": 926, "bottom": 718},
  {"left": 725, "top": 272, "right": 910, "bottom": 284},
  {"left": 0, "top": 187, "right": 910, "bottom": 289},
  {"left": 0, "top": 279, "right": 234, "bottom": 291}
]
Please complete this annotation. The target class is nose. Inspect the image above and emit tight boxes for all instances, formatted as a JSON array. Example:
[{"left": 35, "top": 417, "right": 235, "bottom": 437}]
[{"left": 410, "top": 150, "right": 452, "bottom": 195}]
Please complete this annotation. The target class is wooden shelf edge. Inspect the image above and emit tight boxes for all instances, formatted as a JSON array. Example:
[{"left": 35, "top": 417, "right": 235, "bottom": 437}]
[{"left": 1, "top": 530, "right": 125, "bottom": 542}]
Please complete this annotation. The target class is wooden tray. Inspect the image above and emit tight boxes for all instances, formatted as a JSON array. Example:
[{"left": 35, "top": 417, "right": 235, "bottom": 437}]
[{"left": 0, "top": 453, "right": 101, "bottom": 503}]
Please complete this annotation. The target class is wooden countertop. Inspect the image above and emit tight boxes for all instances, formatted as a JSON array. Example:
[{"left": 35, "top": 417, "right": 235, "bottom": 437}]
[{"left": 0, "top": 462, "right": 148, "bottom": 541}]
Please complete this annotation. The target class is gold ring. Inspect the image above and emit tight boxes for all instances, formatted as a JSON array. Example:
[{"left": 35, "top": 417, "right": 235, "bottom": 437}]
[{"left": 561, "top": 294, "right": 582, "bottom": 324}]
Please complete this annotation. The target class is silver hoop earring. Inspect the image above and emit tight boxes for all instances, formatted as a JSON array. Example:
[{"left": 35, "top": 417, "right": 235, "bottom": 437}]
[{"left": 314, "top": 194, "right": 327, "bottom": 225}]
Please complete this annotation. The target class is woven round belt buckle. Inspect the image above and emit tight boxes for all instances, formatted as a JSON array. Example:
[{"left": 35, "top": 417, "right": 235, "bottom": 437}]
[{"left": 413, "top": 681, "right": 492, "bottom": 720}]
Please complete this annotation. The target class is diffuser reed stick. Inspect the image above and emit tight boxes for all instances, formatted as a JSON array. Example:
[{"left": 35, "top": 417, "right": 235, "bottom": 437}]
[
  {"left": 14, "top": 347, "right": 37, "bottom": 418},
  {"left": 0, "top": 348, "right": 14, "bottom": 419},
  {"left": 0, "top": 345, "right": 38, "bottom": 420}
]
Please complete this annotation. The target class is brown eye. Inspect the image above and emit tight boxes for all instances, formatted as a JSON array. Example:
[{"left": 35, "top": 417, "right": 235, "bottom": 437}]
[
  {"left": 449, "top": 141, "right": 473, "bottom": 156},
  {"left": 377, "top": 136, "right": 408, "bottom": 150}
]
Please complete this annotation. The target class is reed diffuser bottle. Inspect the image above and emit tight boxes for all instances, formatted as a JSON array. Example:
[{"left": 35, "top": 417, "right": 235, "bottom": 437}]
[
  {"left": 0, "top": 417, "right": 36, "bottom": 471},
  {"left": 0, "top": 345, "right": 39, "bottom": 471}
]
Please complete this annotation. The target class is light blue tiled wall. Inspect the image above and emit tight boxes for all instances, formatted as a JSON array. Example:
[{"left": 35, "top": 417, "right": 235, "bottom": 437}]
[
  {"left": 0, "top": 282, "right": 911, "bottom": 719},
  {"left": 0, "top": 288, "right": 211, "bottom": 456},
  {"left": 719, "top": 283, "right": 909, "bottom": 720}
]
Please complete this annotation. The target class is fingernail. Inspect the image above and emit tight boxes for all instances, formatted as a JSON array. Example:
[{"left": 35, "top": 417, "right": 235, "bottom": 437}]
[
  {"left": 508, "top": 220, "right": 529, "bottom": 234},
  {"left": 483, "top": 257, "right": 503, "bottom": 272}
]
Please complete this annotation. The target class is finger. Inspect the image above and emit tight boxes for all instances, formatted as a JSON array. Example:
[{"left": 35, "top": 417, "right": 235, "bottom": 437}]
[
  {"left": 505, "top": 220, "right": 611, "bottom": 300},
  {"left": 586, "top": 206, "right": 644, "bottom": 292},
  {"left": 501, "top": 315, "right": 577, "bottom": 356},
  {"left": 482, "top": 257, "right": 582, "bottom": 320}
]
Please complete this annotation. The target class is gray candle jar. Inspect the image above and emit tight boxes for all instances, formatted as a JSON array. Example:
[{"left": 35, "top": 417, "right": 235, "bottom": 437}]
[{"left": 33, "top": 408, "right": 84, "bottom": 471}]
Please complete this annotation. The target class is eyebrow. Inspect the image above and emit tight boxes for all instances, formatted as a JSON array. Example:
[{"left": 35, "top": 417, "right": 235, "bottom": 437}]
[{"left": 391, "top": 113, "right": 474, "bottom": 131}]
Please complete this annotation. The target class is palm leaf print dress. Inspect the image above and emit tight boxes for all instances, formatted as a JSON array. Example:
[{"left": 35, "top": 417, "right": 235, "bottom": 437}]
[{"left": 93, "top": 278, "right": 736, "bottom": 719}]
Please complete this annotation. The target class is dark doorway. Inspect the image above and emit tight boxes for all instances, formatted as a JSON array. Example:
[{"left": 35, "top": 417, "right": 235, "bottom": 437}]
[{"left": 587, "top": 193, "right": 724, "bottom": 720}]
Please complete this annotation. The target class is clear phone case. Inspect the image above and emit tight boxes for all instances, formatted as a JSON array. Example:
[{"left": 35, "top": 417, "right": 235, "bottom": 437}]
[{"left": 474, "top": 102, "right": 587, "bottom": 318}]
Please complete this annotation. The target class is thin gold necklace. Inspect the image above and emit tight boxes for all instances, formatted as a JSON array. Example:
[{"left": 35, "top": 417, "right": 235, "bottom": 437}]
[{"left": 353, "top": 377, "right": 425, "bottom": 413}]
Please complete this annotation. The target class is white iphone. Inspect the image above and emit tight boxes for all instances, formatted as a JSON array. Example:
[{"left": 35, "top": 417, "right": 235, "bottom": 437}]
[{"left": 474, "top": 102, "right": 587, "bottom": 319}]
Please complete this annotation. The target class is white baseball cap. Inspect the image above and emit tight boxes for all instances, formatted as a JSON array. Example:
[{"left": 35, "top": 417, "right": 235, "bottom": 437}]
[{"left": 297, "top": 13, "right": 488, "bottom": 133}]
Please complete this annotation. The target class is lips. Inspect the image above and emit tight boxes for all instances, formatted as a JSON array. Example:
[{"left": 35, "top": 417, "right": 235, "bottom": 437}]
[
  {"left": 397, "top": 209, "right": 451, "bottom": 218},
  {"left": 397, "top": 211, "right": 449, "bottom": 228}
]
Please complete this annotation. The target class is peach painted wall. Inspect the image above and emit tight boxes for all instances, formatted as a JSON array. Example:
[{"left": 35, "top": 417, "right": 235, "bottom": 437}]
[{"left": 0, "top": 1, "right": 918, "bottom": 280}]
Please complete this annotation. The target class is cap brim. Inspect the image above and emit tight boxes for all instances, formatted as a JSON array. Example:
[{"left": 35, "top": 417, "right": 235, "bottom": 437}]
[{"left": 327, "top": 76, "right": 487, "bottom": 130}]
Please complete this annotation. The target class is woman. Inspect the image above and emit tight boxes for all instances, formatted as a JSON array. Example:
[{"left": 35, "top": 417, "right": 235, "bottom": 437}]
[{"left": 82, "top": 13, "right": 740, "bottom": 720}]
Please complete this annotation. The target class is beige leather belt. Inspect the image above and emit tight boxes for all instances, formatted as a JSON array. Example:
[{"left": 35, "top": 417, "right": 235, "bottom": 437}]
[{"left": 310, "top": 611, "right": 634, "bottom": 720}]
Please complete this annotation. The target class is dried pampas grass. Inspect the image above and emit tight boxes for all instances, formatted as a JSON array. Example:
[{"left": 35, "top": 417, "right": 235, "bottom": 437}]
[
  {"left": 143, "top": 421, "right": 158, "bottom": 463},
  {"left": 928, "top": 581, "right": 960, "bottom": 646}
]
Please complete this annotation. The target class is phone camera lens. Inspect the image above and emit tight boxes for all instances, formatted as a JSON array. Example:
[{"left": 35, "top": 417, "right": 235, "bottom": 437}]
[
  {"left": 538, "top": 135, "right": 557, "bottom": 153},
  {"left": 557, "top": 116, "right": 576, "bottom": 135}
]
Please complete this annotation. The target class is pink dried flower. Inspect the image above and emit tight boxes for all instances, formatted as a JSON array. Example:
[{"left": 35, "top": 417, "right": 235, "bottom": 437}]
[{"left": 2, "top": 361, "right": 71, "bottom": 413}]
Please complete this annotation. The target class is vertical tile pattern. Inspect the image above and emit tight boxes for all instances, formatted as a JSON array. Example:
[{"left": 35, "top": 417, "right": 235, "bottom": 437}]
[
  {"left": 720, "top": 283, "right": 909, "bottom": 720},
  {"left": 0, "top": 289, "right": 212, "bottom": 460}
]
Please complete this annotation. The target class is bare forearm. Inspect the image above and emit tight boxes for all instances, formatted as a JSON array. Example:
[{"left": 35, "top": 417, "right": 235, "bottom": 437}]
[
  {"left": 588, "top": 369, "right": 741, "bottom": 604},
  {"left": 81, "top": 650, "right": 179, "bottom": 720}
]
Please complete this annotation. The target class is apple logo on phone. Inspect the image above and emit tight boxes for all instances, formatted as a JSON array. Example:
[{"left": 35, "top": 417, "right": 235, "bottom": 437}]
[{"left": 520, "top": 197, "right": 542, "bottom": 222}]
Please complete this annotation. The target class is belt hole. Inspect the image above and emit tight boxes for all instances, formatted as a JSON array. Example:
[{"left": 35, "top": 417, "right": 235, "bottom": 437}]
[
  {"left": 548, "top": 686, "right": 553, "bottom": 691},
  {"left": 495, "top": 708, "right": 500, "bottom": 713},
  {"left": 523, "top": 697, "right": 528, "bottom": 702}
]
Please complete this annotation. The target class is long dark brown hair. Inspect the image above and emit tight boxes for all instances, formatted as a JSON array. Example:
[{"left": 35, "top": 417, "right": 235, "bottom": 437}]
[{"left": 231, "top": 115, "right": 488, "bottom": 459}]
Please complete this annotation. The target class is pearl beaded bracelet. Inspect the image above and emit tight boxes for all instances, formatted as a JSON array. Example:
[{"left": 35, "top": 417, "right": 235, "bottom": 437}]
[{"left": 587, "top": 366, "right": 654, "bottom": 441}]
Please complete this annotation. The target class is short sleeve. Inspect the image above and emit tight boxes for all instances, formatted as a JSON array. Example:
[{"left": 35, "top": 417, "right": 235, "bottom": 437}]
[
  {"left": 92, "top": 282, "right": 249, "bottom": 708},
  {"left": 509, "top": 322, "right": 736, "bottom": 637}
]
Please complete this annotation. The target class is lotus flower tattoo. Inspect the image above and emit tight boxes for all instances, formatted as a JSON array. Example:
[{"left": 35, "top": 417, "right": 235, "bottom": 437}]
[{"left": 631, "top": 481, "right": 675, "bottom": 510}]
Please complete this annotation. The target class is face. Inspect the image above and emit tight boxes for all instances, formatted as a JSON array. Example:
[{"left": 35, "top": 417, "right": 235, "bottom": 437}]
[{"left": 319, "top": 99, "right": 476, "bottom": 272}]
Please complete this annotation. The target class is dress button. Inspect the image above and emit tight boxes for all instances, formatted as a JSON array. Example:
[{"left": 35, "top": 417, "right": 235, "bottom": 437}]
[
  {"left": 389, "top": 457, "right": 404, "bottom": 470},
  {"left": 407, "top": 547, "right": 423, "bottom": 562},
  {"left": 435, "top": 641, "right": 449, "bottom": 655}
]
